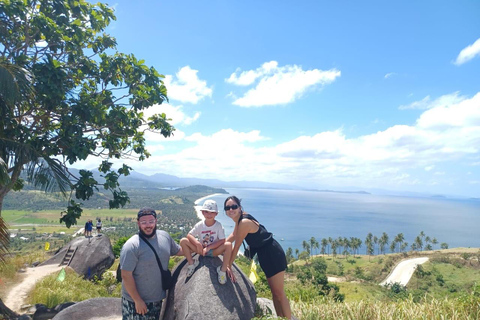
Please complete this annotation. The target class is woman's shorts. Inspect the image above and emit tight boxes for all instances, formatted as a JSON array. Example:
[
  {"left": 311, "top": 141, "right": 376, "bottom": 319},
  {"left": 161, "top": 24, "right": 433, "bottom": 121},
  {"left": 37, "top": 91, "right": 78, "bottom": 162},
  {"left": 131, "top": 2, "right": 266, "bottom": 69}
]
[{"left": 256, "top": 239, "right": 287, "bottom": 278}]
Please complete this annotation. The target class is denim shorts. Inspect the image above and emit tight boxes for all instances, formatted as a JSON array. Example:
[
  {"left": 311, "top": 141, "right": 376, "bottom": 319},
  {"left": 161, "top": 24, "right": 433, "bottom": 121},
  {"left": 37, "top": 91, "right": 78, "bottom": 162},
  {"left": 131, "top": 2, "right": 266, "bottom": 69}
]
[{"left": 122, "top": 296, "right": 162, "bottom": 320}]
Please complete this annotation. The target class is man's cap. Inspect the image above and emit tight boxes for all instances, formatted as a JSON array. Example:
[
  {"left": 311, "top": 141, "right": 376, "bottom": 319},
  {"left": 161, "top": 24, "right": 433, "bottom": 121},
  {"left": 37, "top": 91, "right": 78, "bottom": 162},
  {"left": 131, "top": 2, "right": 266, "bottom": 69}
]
[
  {"left": 201, "top": 199, "right": 218, "bottom": 213},
  {"left": 137, "top": 207, "right": 157, "bottom": 220}
]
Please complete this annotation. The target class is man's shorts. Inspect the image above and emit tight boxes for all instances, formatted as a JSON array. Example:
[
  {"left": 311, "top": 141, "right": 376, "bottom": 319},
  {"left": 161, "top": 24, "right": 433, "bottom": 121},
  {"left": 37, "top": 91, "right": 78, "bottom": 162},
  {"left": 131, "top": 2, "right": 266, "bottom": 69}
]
[{"left": 122, "top": 296, "right": 162, "bottom": 320}]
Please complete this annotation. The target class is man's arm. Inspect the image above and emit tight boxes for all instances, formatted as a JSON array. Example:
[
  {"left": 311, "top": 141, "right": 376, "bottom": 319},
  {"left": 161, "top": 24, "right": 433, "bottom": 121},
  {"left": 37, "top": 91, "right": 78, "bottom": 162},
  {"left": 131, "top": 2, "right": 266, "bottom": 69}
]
[{"left": 121, "top": 270, "right": 147, "bottom": 315}]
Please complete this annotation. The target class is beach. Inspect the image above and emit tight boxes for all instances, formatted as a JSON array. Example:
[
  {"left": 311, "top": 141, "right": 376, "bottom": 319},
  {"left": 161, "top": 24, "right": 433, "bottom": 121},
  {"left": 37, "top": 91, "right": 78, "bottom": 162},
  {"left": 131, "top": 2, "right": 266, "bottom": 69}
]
[{"left": 193, "top": 193, "right": 226, "bottom": 220}]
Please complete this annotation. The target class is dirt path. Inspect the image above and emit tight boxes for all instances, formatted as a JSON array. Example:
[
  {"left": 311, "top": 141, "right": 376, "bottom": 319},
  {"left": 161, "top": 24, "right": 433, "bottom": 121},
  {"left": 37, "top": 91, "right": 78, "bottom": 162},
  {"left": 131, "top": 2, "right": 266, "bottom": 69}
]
[
  {"left": 380, "top": 257, "right": 429, "bottom": 287},
  {"left": 4, "top": 264, "right": 63, "bottom": 313}
]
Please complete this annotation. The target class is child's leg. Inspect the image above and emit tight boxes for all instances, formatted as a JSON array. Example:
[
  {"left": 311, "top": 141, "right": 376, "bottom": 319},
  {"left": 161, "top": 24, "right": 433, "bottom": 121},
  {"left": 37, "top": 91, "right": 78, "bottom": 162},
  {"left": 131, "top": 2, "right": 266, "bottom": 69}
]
[
  {"left": 212, "top": 242, "right": 232, "bottom": 272},
  {"left": 180, "top": 238, "right": 200, "bottom": 265}
]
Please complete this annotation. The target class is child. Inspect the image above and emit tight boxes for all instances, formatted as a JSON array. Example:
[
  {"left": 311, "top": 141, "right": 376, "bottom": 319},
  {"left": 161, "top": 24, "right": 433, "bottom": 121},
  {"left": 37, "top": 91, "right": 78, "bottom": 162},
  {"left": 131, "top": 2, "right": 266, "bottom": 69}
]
[{"left": 180, "top": 199, "right": 232, "bottom": 284}]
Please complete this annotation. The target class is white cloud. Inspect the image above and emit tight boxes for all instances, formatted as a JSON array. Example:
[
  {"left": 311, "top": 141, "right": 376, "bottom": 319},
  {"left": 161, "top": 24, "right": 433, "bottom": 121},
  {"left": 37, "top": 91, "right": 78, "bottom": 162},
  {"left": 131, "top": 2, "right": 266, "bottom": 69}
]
[
  {"left": 164, "top": 66, "right": 212, "bottom": 104},
  {"left": 399, "top": 92, "right": 465, "bottom": 110},
  {"left": 384, "top": 72, "right": 396, "bottom": 79},
  {"left": 454, "top": 38, "right": 480, "bottom": 65},
  {"left": 143, "top": 103, "right": 200, "bottom": 126},
  {"left": 71, "top": 91, "right": 480, "bottom": 197},
  {"left": 226, "top": 61, "right": 341, "bottom": 107}
]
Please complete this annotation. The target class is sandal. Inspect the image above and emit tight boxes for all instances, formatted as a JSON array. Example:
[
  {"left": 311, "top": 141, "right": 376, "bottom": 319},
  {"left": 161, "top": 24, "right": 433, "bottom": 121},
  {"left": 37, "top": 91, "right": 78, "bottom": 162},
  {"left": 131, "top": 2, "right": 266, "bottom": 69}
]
[
  {"left": 186, "top": 259, "right": 199, "bottom": 277},
  {"left": 217, "top": 266, "right": 227, "bottom": 285}
]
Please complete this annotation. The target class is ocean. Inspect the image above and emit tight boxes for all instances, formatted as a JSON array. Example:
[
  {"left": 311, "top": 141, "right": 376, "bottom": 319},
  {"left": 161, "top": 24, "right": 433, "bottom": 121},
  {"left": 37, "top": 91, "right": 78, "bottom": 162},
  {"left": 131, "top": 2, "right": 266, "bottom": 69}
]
[{"left": 198, "top": 188, "right": 480, "bottom": 253}]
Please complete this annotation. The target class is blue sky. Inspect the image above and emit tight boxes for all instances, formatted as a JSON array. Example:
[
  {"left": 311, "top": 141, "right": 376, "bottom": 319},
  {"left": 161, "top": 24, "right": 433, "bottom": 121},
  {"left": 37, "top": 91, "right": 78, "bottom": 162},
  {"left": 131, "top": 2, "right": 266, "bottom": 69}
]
[{"left": 78, "top": 1, "right": 480, "bottom": 198}]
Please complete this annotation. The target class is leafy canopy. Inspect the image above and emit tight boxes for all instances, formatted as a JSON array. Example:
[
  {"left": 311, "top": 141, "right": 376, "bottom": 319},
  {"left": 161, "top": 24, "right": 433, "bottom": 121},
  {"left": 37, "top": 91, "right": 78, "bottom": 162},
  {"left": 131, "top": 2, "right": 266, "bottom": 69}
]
[{"left": 0, "top": 0, "right": 174, "bottom": 227}]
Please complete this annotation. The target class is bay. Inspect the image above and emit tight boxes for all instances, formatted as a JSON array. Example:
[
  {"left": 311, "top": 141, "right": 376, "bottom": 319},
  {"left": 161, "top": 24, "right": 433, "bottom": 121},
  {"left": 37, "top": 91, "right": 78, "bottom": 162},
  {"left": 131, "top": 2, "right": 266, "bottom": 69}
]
[{"left": 203, "top": 188, "right": 480, "bottom": 253}]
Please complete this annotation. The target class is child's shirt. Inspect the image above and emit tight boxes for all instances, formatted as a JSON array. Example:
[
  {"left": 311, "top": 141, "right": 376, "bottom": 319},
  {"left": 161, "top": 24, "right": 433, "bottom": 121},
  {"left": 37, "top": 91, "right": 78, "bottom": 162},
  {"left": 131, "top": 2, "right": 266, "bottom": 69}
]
[{"left": 189, "top": 220, "right": 225, "bottom": 248}]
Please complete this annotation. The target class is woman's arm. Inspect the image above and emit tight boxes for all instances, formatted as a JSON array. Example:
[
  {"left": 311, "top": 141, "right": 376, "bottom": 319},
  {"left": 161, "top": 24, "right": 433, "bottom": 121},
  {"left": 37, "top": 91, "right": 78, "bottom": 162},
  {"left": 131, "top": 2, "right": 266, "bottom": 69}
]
[{"left": 228, "top": 220, "right": 252, "bottom": 267}]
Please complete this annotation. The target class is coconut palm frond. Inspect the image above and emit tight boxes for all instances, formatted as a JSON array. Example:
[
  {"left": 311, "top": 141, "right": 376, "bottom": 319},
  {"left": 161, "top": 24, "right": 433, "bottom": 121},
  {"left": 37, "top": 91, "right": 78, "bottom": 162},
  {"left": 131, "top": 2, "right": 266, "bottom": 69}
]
[
  {"left": 25, "top": 157, "right": 72, "bottom": 197},
  {"left": 0, "top": 217, "right": 9, "bottom": 264},
  {"left": 0, "top": 138, "right": 72, "bottom": 196},
  {"left": 0, "top": 157, "right": 10, "bottom": 187},
  {"left": 0, "top": 60, "right": 34, "bottom": 107}
]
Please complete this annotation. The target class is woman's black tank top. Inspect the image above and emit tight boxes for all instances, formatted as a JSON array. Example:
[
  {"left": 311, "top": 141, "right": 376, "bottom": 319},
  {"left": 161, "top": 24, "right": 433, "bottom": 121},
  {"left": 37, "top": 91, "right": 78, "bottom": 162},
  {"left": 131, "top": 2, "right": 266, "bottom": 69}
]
[{"left": 240, "top": 213, "right": 273, "bottom": 249}]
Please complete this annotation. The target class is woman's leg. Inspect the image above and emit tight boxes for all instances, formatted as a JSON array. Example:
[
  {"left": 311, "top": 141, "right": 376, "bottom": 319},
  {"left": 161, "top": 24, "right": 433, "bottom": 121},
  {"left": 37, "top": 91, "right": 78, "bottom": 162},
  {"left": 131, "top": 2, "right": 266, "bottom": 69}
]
[{"left": 267, "top": 271, "right": 291, "bottom": 319}]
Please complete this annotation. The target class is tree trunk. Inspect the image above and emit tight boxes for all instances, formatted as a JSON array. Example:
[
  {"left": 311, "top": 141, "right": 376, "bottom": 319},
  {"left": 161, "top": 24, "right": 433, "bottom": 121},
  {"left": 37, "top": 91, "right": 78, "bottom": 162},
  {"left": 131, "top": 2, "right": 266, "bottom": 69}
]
[{"left": 0, "top": 298, "right": 18, "bottom": 319}]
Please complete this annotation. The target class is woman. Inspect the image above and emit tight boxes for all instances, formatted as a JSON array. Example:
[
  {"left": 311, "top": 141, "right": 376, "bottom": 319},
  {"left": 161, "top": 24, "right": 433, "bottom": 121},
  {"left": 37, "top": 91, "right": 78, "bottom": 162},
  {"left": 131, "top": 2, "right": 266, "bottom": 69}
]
[{"left": 224, "top": 195, "right": 291, "bottom": 319}]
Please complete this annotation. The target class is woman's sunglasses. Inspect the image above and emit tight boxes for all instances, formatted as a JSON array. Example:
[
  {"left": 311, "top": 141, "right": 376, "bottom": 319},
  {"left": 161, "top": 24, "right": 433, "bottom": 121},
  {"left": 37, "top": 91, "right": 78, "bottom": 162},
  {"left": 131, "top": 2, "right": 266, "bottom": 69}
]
[{"left": 224, "top": 204, "right": 239, "bottom": 211}]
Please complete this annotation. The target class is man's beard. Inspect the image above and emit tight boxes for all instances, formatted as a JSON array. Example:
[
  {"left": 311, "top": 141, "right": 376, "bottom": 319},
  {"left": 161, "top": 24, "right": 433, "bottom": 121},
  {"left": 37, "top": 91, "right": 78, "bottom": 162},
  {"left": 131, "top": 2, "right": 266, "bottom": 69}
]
[{"left": 139, "top": 225, "right": 157, "bottom": 238}]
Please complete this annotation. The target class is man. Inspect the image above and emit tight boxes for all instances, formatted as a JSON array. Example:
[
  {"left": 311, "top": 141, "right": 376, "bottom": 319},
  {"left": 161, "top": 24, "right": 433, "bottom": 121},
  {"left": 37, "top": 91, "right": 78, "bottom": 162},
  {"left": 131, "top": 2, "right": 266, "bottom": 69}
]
[{"left": 120, "top": 207, "right": 183, "bottom": 319}]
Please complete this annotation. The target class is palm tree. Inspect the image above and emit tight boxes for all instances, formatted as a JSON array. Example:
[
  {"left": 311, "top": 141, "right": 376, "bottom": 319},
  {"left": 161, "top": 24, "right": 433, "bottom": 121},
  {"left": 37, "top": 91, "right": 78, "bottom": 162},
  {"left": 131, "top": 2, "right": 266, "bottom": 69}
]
[
  {"left": 394, "top": 233, "right": 404, "bottom": 253},
  {"left": 0, "top": 60, "right": 71, "bottom": 264},
  {"left": 379, "top": 232, "right": 389, "bottom": 255},
  {"left": 310, "top": 237, "right": 316, "bottom": 257},
  {"left": 415, "top": 236, "right": 423, "bottom": 251},
  {"left": 373, "top": 235, "right": 379, "bottom": 255},
  {"left": 295, "top": 248, "right": 300, "bottom": 259},
  {"left": 432, "top": 237, "right": 438, "bottom": 250},
  {"left": 321, "top": 238, "right": 328, "bottom": 255},
  {"left": 302, "top": 240, "right": 310, "bottom": 257}
]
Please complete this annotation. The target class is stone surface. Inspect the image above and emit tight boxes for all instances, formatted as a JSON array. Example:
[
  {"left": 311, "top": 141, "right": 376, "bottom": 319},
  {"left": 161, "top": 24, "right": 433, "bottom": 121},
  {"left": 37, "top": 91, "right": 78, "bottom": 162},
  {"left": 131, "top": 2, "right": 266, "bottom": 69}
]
[
  {"left": 161, "top": 256, "right": 256, "bottom": 320},
  {"left": 256, "top": 297, "right": 276, "bottom": 317},
  {"left": 40, "top": 235, "right": 114, "bottom": 280},
  {"left": 52, "top": 298, "right": 121, "bottom": 320}
]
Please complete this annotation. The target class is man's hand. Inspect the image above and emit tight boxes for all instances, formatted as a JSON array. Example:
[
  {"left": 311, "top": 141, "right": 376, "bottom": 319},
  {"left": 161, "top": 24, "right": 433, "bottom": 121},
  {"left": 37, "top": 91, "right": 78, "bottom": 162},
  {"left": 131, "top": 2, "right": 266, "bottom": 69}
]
[{"left": 134, "top": 298, "right": 147, "bottom": 315}]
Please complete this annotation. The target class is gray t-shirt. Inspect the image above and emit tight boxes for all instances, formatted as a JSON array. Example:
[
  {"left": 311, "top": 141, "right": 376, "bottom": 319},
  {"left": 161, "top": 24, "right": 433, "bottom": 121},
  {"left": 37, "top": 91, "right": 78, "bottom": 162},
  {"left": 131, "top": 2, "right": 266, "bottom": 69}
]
[{"left": 120, "top": 230, "right": 180, "bottom": 303}]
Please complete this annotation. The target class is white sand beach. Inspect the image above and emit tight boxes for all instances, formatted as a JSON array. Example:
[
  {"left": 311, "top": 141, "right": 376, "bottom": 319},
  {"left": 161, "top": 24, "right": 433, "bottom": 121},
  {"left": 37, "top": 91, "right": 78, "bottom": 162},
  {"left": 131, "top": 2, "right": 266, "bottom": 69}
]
[{"left": 193, "top": 193, "right": 226, "bottom": 220}]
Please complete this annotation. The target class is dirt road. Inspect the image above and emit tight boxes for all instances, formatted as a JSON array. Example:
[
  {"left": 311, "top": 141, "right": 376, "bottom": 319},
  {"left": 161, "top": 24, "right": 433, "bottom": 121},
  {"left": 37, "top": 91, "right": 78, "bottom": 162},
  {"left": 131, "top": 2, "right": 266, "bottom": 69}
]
[
  {"left": 4, "top": 264, "right": 63, "bottom": 313},
  {"left": 380, "top": 257, "right": 429, "bottom": 287}
]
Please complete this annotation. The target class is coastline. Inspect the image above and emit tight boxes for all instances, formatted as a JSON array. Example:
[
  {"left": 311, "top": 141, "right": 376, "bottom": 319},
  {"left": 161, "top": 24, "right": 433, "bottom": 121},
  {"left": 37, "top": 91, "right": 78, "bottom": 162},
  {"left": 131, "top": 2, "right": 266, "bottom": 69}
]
[{"left": 193, "top": 193, "right": 226, "bottom": 220}]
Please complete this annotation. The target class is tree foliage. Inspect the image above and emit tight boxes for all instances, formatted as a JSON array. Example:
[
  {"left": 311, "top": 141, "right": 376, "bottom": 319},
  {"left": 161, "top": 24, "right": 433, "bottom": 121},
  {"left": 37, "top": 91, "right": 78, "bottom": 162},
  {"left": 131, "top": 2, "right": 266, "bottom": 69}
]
[{"left": 0, "top": 0, "right": 174, "bottom": 227}]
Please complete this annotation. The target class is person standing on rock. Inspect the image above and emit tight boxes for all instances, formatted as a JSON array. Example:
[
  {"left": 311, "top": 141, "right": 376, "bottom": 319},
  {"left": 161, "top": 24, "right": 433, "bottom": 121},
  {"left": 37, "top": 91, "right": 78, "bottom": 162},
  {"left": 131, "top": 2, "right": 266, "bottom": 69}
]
[
  {"left": 96, "top": 218, "right": 102, "bottom": 236},
  {"left": 120, "top": 207, "right": 183, "bottom": 319},
  {"left": 224, "top": 195, "right": 292, "bottom": 319},
  {"left": 84, "top": 219, "right": 93, "bottom": 238}
]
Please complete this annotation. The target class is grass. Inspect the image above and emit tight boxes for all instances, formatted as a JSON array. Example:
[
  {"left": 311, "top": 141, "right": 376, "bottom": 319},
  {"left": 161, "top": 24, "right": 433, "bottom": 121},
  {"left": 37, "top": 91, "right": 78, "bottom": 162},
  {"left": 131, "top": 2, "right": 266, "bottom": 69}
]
[
  {"left": 29, "top": 268, "right": 121, "bottom": 307},
  {"left": 291, "top": 294, "right": 480, "bottom": 320}
]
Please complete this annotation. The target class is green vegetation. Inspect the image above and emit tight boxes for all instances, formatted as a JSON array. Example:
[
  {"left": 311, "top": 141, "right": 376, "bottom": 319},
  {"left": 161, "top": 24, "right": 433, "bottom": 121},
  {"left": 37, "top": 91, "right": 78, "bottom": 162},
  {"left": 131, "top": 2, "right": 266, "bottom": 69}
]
[
  {"left": 1, "top": 188, "right": 479, "bottom": 319},
  {"left": 0, "top": 0, "right": 175, "bottom": 228}
]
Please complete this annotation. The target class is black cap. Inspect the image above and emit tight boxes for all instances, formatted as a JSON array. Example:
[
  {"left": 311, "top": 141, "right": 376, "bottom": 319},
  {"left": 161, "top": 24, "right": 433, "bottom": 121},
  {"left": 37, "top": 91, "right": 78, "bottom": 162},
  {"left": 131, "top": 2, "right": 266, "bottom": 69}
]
[{"left": 137, "top": 207, "right": 157, "bottom": 220}]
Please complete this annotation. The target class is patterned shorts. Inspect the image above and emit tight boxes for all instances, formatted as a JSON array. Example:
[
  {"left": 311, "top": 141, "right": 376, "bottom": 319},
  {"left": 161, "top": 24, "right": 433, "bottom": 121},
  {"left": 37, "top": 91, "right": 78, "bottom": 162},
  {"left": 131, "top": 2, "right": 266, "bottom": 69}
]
[{"left": 122, "top": 296, "right": 162, "bottom": 320}]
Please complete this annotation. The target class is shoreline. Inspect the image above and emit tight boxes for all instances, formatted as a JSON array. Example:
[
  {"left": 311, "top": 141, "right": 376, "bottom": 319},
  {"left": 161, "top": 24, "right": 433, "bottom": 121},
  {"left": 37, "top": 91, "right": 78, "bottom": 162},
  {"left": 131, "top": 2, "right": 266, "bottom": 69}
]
[{"left": 193, "top": 193, "right": 226, "bottom": 220}]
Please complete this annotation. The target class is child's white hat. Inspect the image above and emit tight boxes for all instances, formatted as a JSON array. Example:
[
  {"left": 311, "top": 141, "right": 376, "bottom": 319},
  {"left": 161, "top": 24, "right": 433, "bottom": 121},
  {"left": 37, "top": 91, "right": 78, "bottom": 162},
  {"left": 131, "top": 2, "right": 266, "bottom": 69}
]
[{"left": 201, "top": 199, "right": 218, "bottom": 213}]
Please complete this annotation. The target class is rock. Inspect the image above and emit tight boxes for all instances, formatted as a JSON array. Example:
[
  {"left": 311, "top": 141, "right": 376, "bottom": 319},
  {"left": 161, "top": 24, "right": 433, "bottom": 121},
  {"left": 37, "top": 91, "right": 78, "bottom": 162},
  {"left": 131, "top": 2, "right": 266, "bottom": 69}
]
[
  {"left": 53, "top": 302, "right": 76, "bottom": 313},
  {"left": 40, "top": 235, "right": 115, "bottom": 280},
  {"left": 161, "top": 256, "right": 256, "bottom": 320},
  {"left": 52, "top": 298, "right": 121, "bottom": 320},
  {"left": 17, "top": 315, "right": 32, "bottom": 320},
  {"left": 32, "top": 304, "right": 57, "bottom": 320},
  {"left": 256, "top": 297, "right": 276, "bottom": 316}
]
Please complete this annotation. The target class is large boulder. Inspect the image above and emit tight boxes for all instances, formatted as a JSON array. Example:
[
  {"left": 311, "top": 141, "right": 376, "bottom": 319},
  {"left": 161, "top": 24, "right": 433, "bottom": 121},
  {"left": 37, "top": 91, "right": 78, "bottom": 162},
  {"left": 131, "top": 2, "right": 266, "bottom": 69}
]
[
  {"left": 161, "top": 256, "right": 256, "bottom": 320},
  {"left": 52, "top": 298, "right": 121, "bottom": 320},
  {"left": 41, "top": 235, "right": 114, "bottom": 280}
]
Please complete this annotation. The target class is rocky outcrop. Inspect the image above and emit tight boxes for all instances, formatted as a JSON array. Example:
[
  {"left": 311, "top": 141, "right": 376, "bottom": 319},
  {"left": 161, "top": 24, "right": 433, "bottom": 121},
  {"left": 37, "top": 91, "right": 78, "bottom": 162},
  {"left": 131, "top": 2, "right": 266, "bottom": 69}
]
[
  {"left": 40, "top": 235, "right": 114, "bottom": 280},
  {"left": 161, "top": 256, "right": 256, "bottom": 320},
  {"left": 52, "top": 298, "right": 121, "bottom": 320}
]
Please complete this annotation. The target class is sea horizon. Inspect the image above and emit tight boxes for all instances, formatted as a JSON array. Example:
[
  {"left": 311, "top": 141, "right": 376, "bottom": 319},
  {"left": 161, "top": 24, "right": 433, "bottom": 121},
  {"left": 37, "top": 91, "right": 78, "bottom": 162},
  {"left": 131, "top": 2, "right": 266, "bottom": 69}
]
[{"left": 194, "top": 188, "right": 480, "bottom": 254}]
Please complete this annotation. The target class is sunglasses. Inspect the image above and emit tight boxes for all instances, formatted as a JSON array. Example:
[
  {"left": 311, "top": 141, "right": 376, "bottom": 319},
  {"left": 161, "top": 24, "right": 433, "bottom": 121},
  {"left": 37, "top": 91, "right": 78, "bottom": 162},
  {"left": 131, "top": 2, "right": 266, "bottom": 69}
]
[{"left": 224, "top": 204, "right": 239, "bottom": 211}]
